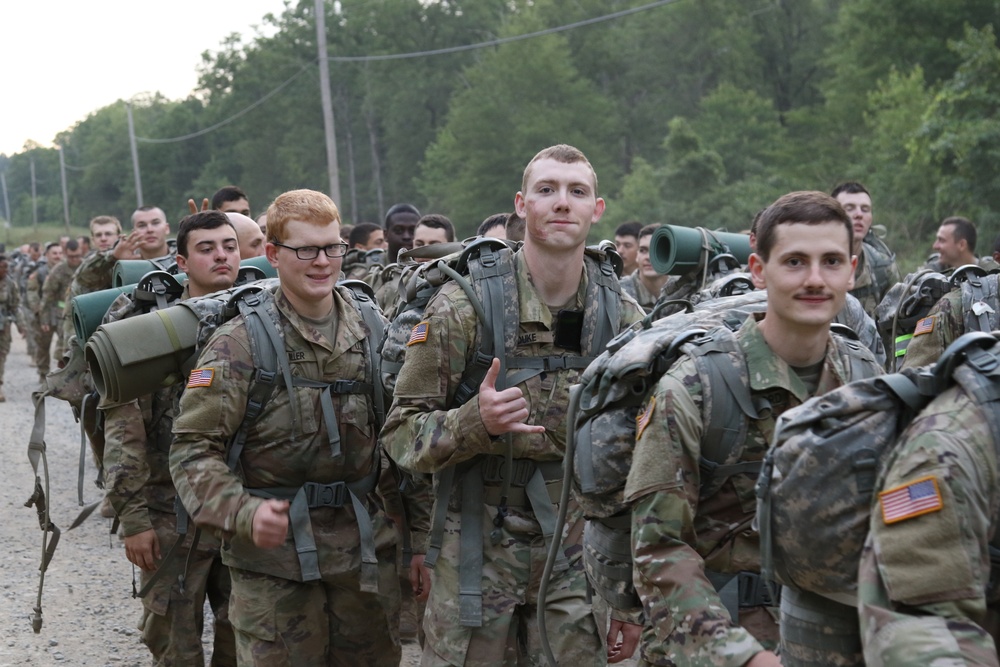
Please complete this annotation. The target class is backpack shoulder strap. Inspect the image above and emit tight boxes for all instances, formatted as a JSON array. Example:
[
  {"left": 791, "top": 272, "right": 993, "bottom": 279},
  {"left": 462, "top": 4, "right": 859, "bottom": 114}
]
[
  {"left": 337, "top": 279, "right": 387, "bottom": 430},
  {"left": 582, "top": 244, "right": 623, "bottom": 355},
  {"left": 684, "top": 326, "right": 766, "bottom": 499}
]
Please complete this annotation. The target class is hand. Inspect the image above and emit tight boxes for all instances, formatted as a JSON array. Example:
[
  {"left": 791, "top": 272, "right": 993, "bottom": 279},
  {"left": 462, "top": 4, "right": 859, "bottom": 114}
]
[
  {"left": 187, "top": 198, "right": 210, "bottom": 214},
  {"left": 477, "top": 358, "right": 545, "bottom": 437},
  {"left": 744, "top": 651, "right": 782, "bottom": 667},
  {"left": 111, "top": 230, "right": 142, "bottom": 261},
  {"left": 409, "top": 553, "right": 432, "bottom": 602},
  {"left": 40, "top": 323, "right": 50, "bottom": 333},
  {"left": 607, "top": 619, "right": 641, "bottom": 663},
  {"left": 251, "top": 499, "right": 290, "bottom": 548},
  {"left": 124, "top": 528, "right": 161, "bottom": 572}
]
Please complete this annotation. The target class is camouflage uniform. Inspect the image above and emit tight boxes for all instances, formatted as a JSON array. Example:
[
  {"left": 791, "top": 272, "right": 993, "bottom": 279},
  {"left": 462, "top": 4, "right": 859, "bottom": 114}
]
[
  {"left": 101, "top": 288, "right": 235, "bottom": 667},
  {"left": 13, "top": 254, "right": 39, "bottom": 358},
  {"left": 25, "top": 262, "right": 53, "bottom": 378},
  {"left": 0, "top": 273, "right": 20, "bottom": 393},
  {"left": 923, "top": 255, "right": 1000, "bottom": 275},
  {"left": 39, "top": 259, "right": 74, "bottom": 360},
  {"left": 858, "top": 382, "right": 1000, "bottom": 666},
  {"left": 620, "top": 271, "right": 659, "bottom": 313},
  {"left": 850, "top": 241, "right": 900, "bottom": 318},
  {"left": 381, "top": 251, "right": 643, "bottom": 667},
  {"left": 624, "top": 315, "right": 881, "bottom": 666},
  {"left": 902, "top": 273, "right": 1000, "bottom": 370},
  {"left": 171, "top": 285, "right": 405, "bottom": 667}
]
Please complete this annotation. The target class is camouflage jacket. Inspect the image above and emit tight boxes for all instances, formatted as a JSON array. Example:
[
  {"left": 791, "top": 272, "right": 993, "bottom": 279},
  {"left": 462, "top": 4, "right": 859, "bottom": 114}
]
[
  {"left": 63, "top": 248, "right": 177, "bottom": 320},
  {"left": 381, "top": 250, "right": 644, "bottom": 475},
  {"left": 25, "top": 261, "right": 48, "bottom": 315},
  {"left": 859, "top": 383, "right": 1000, "bottom": 666},
  {"left": 0, "top": 275, "right": 20, "bottom": 325},
  {"left": 620, "top": 270, "right": 660, "bottom": 313},
  {"left": 39, "top": 260, "right": 74, "bottom": 327},
  {"left": 624, "top": 315, "right": 880, "bottom": 666},
  {"left": 170, "top": 285, "right": 399, "bottom": 581},
  {"left": 101, "top": 287, "right": 193, "bottom": 537},
  {"left": 850, "top": 242, "right": 901, "bottom": 317}
]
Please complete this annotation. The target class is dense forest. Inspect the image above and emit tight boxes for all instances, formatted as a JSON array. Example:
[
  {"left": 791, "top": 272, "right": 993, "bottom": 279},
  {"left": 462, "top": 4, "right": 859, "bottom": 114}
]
[{"left": 2, "top": 0, "right": 998, "bottom": 261}]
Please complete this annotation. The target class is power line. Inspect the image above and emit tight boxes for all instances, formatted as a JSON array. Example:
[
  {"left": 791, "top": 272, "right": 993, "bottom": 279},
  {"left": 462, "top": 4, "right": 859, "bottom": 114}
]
[
  {"left": 328, "top": 0, "right": 685, "bottom": 62},
  {"left": 135, "top": 61, "right": 316, "bottom": 144}
]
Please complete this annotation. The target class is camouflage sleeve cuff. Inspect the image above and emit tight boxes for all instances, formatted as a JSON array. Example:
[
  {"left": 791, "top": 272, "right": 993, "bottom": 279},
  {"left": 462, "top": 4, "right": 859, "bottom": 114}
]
[
  {"left": 459, "top": 396, "right": 494, "bottom": 452},
  {"left": 117, "top": 506, "right": 153, "bottom": 537},
  {"left": 610, "top": 606, "right": 644, "bottom": 625},
  {"left": 235, "top": 496, "right": 266, "bottom": 542}
]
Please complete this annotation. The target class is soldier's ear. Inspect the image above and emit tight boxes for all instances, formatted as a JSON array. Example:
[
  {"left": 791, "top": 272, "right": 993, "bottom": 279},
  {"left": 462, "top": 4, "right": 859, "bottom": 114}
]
[{"left": 748, "top": 253, "right": 766, "bottom": 290}]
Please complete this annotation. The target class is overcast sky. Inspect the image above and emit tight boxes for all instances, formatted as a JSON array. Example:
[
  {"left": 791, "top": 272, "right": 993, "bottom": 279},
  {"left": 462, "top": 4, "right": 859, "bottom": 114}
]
[{"left": 1, "top": 0, "right": 290, "bottom": 156}]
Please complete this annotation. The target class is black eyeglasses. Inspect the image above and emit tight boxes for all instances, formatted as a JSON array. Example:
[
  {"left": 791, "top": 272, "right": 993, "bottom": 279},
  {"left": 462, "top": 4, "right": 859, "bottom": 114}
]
[{"left": 273, "top": 241, "right": 349, "bottom": 260}]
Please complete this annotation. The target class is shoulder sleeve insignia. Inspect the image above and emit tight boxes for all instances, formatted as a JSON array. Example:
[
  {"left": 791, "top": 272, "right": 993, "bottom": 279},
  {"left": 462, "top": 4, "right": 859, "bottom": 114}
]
[
  {"left": 186, "top": 368, "right": 215, "bottom": 388},
  {"left": 635, "top": 395, "right": 655, "bottom": 441},
  {"left": 407, "top": 321, "right": 430, "bottom": 346},
  {"left": 913, "top": 316, "right": 935, "bottom": 337},
  {"left": 879, "top": 475, "right": 942, "bottom": 524}
]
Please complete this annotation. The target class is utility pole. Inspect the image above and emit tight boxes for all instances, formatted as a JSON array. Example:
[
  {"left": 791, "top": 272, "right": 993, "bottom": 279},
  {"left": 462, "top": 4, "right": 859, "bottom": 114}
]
[
  {"left": 58, "top": 145, "right": 71, "bottom": 233},
  {"left": 30, "top": 156, "right": 37, "bottom": 233},
  {"left": 1, "top": 172, "right": 11, "bottom": 246},
  {"left": 126, "top": 101, "right": 144, "bottom": 206},
  {"left": 314, "top": 0, "right": 341, "bottom": 205}
]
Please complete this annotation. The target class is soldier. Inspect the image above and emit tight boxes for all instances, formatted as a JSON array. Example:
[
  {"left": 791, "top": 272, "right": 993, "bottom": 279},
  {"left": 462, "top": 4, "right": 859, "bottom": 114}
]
[
  {"left": 102, "top": 211, "right": 240, "bottom": 666},
  {"left": 17, "top": 242, "right": 42, "bottom": 360},
  {"left": 614, "top": 221, "right": 642, "bottom": 277},
  {"left": 26, "top": 242, "right": 63, "bottom": 383},
  {"left": 623, "top": 191, "right": 881, "bottom": 666},
  {"left": 832, "top": 182, "right": 901, "bottom": 318},
  {"left": 381, "top": 144, "right": 645, "bottom": 666},
  {"left": 39, "top": 238, "right": 83, "bottom": 360},
  {"left": 0, "top": 255, "right": 20, "bottom": 401},
  {"left": 858, "top": 364, "right": 1000, "bottom": 665},
  {"left": 620, "top": 224, "right": 667, "bottom": 313},
  {"left": 925, "top": 216, "right": 1000, "bottom": 274},
  {"left": 170, "top": 189, "right": 407, "bottom": 666}
]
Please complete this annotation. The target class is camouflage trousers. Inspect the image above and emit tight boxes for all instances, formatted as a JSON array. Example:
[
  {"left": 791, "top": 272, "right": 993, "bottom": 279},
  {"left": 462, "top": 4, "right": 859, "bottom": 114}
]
[
  {"left": 228, "top": 546, "right": 402, "bottom": 667},
  {"left": 31, "top": 322, "right": 54, "bottom": 377},
  {"left": 138, "top": 513, "right": 236, "bottom": 667},
  {"left": 420, "top": 503, "right": 605, "bottom": 667},
  {"left": 0, "top": 325, "right": 10, "bottom": 385}
]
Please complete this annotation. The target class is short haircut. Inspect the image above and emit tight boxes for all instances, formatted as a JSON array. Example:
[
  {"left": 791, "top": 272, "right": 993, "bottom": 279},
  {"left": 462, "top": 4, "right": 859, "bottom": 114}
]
[
  {"left": 65, "top": 238, "right": 80, "bottom": 253},
  {"left": 211, "top": 185, "right": 249, "bottom": 211},
  {"left": 521, "top": 144, "right": 598, "bottom": 195},
  {"left": 44, "top": 241, "right": 60, "bottom": 254},
  {"left": 830, "top": 181, "right": 871, "bottom": 200},
  {"left": 384, "top": 203, "right": 421, "bottom": 230},
  {"left": 131, "top": 205, "right": 165, "bottom": 226},
  {"left": 754, "top": 191, "right": 852, "bottom": 261},
  {"left": 416, "top": 214, "right": 455, "bottom": 242},
  {"left": 89, "top": 215, "right": 121, "bottom": 235},
  {"left": 266, "top": 190, "right": 340, "bottom": 244},
  {"left": 615, "top": 221, "right": 642, "bottom": 239},
  {"left": 478, "top": 213, "right": 509, "bottom": 237},
  {"left": 505, "top": 213, "right": 526, "bottom": 242},
  {"left": 638, "top": 223, "right": 662, "bottom": 240},
  {"left": 176, "top": 210, "right": 235, "bottom": 257},
  {"left": 941, "top": 216, "right": 977, "bottom": 253},
  {"left": 349, "top": 222, "right": 382, "bottom": 248},
  {"left": 29, "top": 242, "right": 40, "bottom": 252}
]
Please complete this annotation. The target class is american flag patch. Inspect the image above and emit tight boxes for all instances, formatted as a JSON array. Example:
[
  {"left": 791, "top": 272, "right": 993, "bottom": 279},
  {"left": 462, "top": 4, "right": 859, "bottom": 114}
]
[
  {"left": 635, "top": 396, "right": 655, "bottom": 440},
  {"left": 879, "top": 475, "right": 943, "bottom": 524},
  {"left": 913, "top": 316, "right": 935, "bottom": 336},
  {"left": 186, "top": 368, "right": 215, "bottom": 388},
  {"left": 407, "top": 321, "right": 430, "bottom": 346}
]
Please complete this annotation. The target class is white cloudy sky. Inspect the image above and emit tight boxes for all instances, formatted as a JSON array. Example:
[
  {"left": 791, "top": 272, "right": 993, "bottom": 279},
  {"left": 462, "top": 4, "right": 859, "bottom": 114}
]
[{"left": 1, "top": 0, "right": 290, "bottom": 156}]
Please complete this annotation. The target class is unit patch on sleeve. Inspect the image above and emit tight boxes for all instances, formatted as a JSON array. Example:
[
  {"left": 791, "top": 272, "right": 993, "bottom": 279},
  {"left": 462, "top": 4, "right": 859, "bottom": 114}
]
[
  {"left": 186, "top": 368, "right": 215, "bottom": 388},
  {"left": 407, "top": 321, "right": 430, "bottom": 346},
  {"left": 879, "top": 475, "right": 943, "bottom": 524}
]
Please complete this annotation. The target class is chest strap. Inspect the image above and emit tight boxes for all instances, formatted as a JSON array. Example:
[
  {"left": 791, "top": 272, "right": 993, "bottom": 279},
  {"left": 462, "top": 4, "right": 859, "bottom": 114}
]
[
  {"left": 247, "top": 470, "right": 379, "bottom": 590},
  {"left": 705, "top": 569, "right": 780, "bottom": 623}
]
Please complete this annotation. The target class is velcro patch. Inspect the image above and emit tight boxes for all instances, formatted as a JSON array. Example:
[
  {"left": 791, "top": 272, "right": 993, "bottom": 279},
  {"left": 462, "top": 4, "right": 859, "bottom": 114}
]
[
  {"left": 186, "top": 368, "right": 215, "bottom": 388},
  {"left": 913, "top": 316, "right": 935, "bottom": 337},
  {"left": 635, "top": 396, "right": 655, "bottom": 441},
  {"left": 879, "top": 475, "right": 943, "bottom": 524},
  {"left": 407, "top": 321, "right": 430, "bottom": 346}
]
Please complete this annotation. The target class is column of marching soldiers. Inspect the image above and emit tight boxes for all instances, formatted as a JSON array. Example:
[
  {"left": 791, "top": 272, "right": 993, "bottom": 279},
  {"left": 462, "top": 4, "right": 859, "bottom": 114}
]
[{"left": 12, "top": 158, "right": 1000, "bottom": 667}]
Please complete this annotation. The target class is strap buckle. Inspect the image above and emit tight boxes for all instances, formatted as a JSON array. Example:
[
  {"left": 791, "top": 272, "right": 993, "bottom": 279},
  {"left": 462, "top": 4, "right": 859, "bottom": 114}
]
[{"left": 303, "top": 481, "right": 348, "bottom": 508}]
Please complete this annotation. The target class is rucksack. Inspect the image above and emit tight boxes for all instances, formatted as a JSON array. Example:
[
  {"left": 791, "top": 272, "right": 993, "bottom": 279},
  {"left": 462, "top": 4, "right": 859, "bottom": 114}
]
[
  {"left": 563, "top": 295, "right": 878, "bottom": 614},
  {"left": 756, "top": 331, "right": 1000, "bottom": 603},
  {"left": 874, "top": 269, "right": 950, "bottom": 369}
]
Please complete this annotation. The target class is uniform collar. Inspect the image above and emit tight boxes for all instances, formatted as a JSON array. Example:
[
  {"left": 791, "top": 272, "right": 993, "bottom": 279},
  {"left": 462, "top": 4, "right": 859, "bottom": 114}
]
[
  {"left": 274, "top": 285, "right": 366, "bottom": 357},
  {"left": 514, "top": 250, "right": 587, "bottom": 329}
]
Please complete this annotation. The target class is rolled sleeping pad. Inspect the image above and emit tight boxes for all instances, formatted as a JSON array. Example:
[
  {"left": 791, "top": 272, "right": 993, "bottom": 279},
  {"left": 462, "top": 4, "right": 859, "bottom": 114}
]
[
  {"left": 113, "top": 255, "right": 276, "bottom": 287},
  {"left": 86, "top": 303, "right": 201, "bottom": 405},
  {"left": 649, "top": 225, "right": 752, "bottom": 276},
  {"left": 72, "top": 287, "right": 129, "bottom": 343}
]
